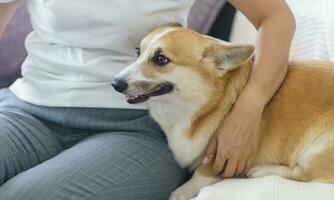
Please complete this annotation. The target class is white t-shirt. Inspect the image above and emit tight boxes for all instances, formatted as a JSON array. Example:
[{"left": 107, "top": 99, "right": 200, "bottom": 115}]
[{"left": 2, "top": 0, "right": 195, "bottom": 109}]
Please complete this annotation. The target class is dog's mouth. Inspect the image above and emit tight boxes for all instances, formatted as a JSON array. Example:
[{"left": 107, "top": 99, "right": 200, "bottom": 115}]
[{"left": 125, "top": 82, "right": 174, "bottom": 104}]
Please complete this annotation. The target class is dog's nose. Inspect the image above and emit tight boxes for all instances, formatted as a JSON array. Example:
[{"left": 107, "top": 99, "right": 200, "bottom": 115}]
[{"left": 111, "top": 79, "right": 128, "bottom": 93}]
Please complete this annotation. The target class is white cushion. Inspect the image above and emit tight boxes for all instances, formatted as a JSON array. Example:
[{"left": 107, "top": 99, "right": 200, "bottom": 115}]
[
  {"left": 193, "top": 176, "right": 334, "bottom": 200},
  {"left": 230, "top": 0, "right": 334, "bottom": 61}
]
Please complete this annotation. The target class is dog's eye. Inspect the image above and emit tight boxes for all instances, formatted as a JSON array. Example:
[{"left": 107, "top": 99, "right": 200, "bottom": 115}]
[
  {"left": 152, "top": 55, "right": 170, "bottom": 66},
  {"left": 135, "top": 47, "right": 140, "bottom": 57}
]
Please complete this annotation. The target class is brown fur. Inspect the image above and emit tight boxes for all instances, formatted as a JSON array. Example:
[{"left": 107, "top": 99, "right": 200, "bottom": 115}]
[
  {"left": 140, "top": 27, "right": 211, "bottom": 79},
  {"left": 114, "top": 26, "right": 334, "bottom": 199},
  {"left": 195, "top": 60, "right": 334, "bottom": 183},
  {"left": 133, "top": 25, "right": 334, "bottom": 185},
  {"left": 188, "top": 61, "right": 252, "bottom": 138}
]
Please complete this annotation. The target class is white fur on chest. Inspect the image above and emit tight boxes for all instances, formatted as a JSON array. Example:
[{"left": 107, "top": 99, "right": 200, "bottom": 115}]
[{"left": 148, "top": 96, "right": 209, "bottom": 168}]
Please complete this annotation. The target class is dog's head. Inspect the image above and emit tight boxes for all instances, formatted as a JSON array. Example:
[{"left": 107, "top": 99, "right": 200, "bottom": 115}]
[{"left": 112, "top": 25, "right": 254, "bottom": 105}]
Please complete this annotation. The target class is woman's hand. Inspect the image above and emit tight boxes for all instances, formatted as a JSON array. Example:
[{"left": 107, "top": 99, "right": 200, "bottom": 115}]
[
  {"left": 202, "top": 0, "right": 296, "bottom": 178},
  {"left": 202, "top": 93, "right": 264, "bottom": 178}
]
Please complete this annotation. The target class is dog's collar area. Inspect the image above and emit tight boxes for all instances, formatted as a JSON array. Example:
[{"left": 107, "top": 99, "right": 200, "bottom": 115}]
[{"left": 125, "top": 82, "right": 174, "bottom": 104}]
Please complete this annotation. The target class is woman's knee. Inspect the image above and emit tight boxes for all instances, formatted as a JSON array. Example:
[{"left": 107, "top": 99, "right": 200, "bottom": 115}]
[
  {"left": 0, "top": 110, "right": 62, "bottom": 185},
  {"left": 0, "top": 110, "right": 61, "bottom": 156},
  {"left": 0, "top": 133, "right": 187, "bottom": 200}
]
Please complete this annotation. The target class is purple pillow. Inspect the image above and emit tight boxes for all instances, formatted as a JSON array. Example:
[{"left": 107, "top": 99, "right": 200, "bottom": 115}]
[
  {"left": 0, "top": 2, "right": 31, "bottom": 87},
  {"left": 188, "top": 0, "right": 225, "bottom": 34}
]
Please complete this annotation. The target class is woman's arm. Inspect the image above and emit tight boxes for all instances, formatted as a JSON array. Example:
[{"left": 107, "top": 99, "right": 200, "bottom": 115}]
[
  {"left": 203, "top": 0, "right": 296, "bottom": 177},
  {"left": 0, "top": 1, "right": 20, "bottom": 39},
  {"left": 230, "top": 0, "right": 295, "bottom": 105}
]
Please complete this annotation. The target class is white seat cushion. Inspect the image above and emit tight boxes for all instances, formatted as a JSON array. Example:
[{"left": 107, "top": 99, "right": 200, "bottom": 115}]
[{"left": 193, "top": 176, "right": 334, "bottom": 200}]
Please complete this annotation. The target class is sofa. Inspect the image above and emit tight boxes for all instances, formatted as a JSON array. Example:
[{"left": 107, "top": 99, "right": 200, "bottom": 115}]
[
  {"left": 0, "top": 0, "right": 236, "bottom": 88},
  {"left": 3, "top": 2, "right": 334, "bottom": 200}
]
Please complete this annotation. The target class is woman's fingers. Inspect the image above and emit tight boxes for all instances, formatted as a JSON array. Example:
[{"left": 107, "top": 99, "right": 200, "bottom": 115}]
[
  {"left": 236, "top": 159, "right": 247, "bottom": 175},
  {"left": 202, "top": 134, "right": 218, "bottom": 164},
  {"left": 213, "top": 151, "right": 227, "bottom": 175},
  {"left": 221, "top": 158, "right": 238, "bottom": 178},
  {"left": 245, "top": 155, "right": 255, "bottom": 172}
]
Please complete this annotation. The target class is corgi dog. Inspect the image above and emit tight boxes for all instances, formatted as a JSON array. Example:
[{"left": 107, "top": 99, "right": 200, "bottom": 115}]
[{"left": 111, "top": 25, "right": 334, "bottom": 200}]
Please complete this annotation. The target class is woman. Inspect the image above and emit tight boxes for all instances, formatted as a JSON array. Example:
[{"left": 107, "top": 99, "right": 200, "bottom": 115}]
[{"left": 0, "top": 0, "right": 295, "bottom": 199}]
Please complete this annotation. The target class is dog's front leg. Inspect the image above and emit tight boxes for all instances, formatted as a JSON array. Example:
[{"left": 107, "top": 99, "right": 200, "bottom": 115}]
[{"left": 169, "top": 163, "right": 221, "bottom": 200}]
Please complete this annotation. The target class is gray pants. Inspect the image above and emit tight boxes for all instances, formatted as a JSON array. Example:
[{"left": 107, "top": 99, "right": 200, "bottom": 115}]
[{"left": 0, "top": 89, "right": 186, "bottom": 200}]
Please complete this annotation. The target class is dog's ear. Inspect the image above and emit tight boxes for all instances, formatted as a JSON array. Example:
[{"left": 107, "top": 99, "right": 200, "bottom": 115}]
[{"left": 203, "top": 43, "right": 254, "bottom": 73}]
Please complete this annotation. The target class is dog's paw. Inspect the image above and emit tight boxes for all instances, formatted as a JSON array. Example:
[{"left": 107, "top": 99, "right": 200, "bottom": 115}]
[
  {"left": 169, "top": 192, "right": 191, "bottom": 200},
  {"left": 246, "top": 165, "right": 267, "bottom": 178},
  {"left": 169, "top": 187, "right": 197, "bottom": 200}
]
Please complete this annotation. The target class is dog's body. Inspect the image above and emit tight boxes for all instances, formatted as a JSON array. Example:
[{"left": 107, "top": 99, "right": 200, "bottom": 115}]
[{"left": 112, "top": 25, "right": 334, "bottom": 200}]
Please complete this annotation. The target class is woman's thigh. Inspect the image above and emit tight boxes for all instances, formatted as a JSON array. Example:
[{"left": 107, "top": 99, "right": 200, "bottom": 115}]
[
  {"left": 0, "top": 108, "right": 63, "bottom": 185},
  {"left": 0, "top": 132, "right": 187, "bottom": 200}
]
